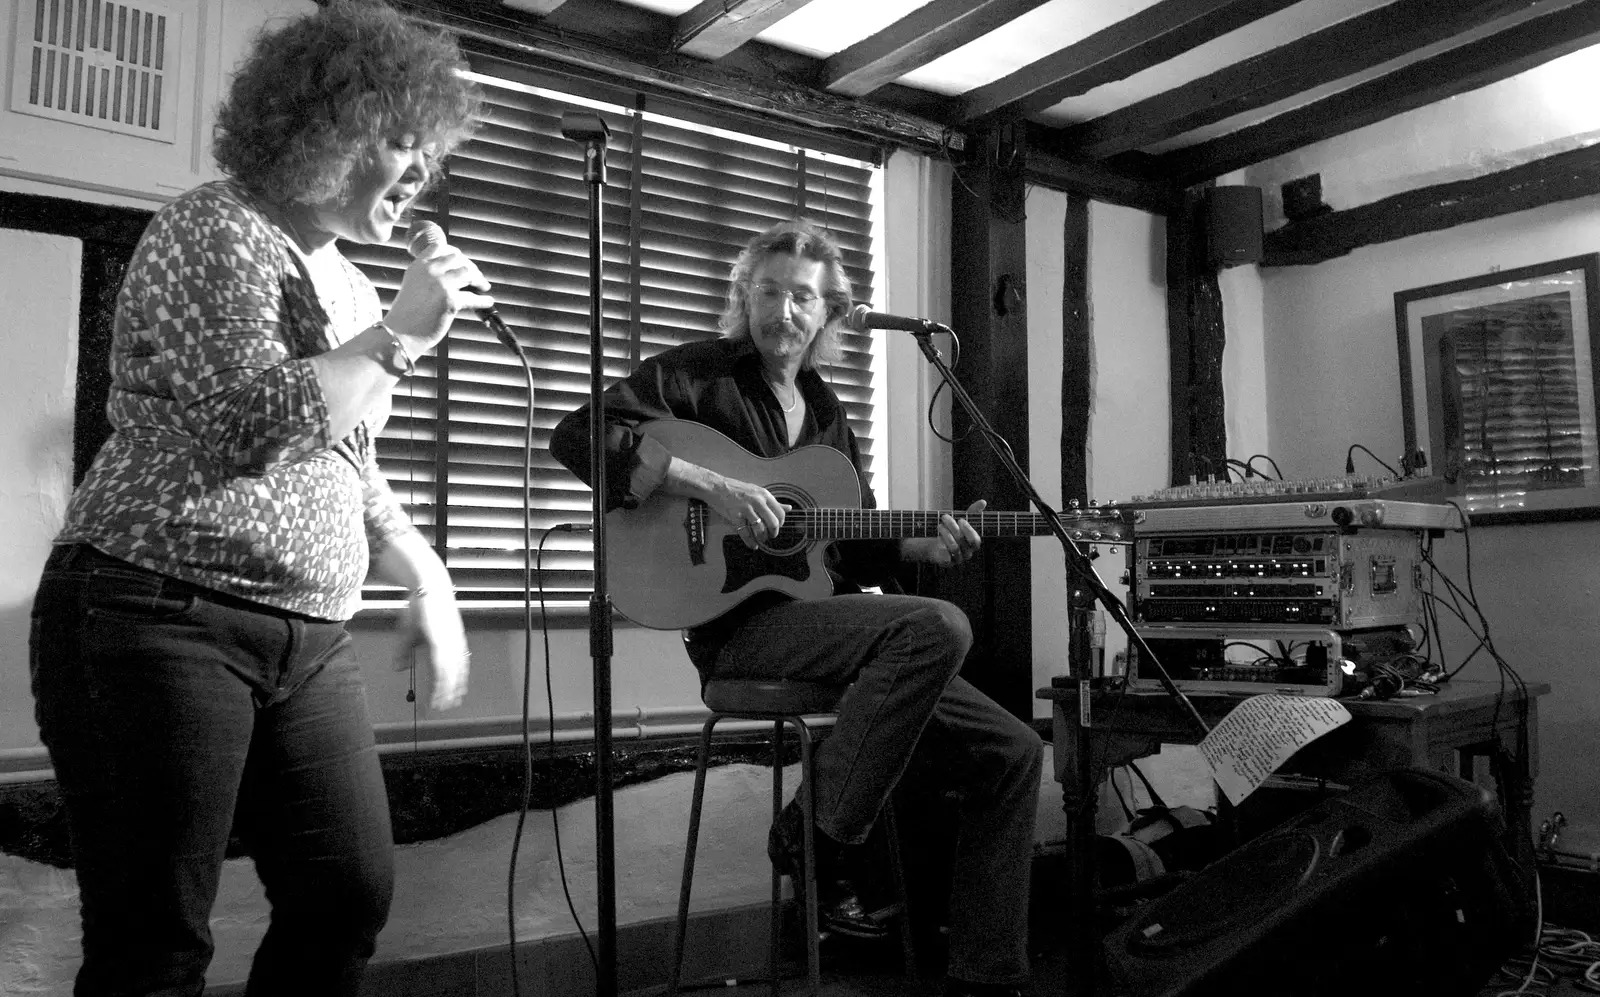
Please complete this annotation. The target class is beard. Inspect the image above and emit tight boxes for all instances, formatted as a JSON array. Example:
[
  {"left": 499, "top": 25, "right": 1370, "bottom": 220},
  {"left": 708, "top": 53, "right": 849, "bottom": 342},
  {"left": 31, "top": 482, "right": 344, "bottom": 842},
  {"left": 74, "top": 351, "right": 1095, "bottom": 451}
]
[{"left": 756, "top": 319, "right": 811, "bottom": 356}]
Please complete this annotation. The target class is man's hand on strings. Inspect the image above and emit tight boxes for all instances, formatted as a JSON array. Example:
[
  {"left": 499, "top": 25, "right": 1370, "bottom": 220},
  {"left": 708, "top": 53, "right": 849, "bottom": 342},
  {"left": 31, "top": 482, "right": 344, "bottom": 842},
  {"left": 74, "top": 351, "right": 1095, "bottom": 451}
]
[
  {"left": 711, "top": 475, "right": 787, "bottom": 549},
  {"left": 902, "top": 499, "right": 986, "bottom": 567}
]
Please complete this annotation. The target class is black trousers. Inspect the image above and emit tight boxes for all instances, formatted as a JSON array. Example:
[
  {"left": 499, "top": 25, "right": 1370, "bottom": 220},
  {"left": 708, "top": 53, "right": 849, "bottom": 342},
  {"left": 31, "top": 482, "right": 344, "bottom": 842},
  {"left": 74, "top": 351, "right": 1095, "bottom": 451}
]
[{"left": 30, "top": 544, "right": 393, "bottom": 997}]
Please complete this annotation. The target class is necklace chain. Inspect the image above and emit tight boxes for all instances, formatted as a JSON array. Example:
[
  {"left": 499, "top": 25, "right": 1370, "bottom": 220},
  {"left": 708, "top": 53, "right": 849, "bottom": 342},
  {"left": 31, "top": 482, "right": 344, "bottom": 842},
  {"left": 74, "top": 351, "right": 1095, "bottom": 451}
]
[{"left": 770, "top": 378, "right": 800, "bottom": 414}]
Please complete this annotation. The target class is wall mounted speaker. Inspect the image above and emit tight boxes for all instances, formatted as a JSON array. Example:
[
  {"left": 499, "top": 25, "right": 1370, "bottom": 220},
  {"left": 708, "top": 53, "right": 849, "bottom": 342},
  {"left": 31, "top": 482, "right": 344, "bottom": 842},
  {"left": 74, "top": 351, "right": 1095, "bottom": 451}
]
[
  {"left": 1103, "top": 767, "right": 1532, "bottom": 997},
  {"left": 1204, "top": 185, "right": 1263, "bottom": 269}
]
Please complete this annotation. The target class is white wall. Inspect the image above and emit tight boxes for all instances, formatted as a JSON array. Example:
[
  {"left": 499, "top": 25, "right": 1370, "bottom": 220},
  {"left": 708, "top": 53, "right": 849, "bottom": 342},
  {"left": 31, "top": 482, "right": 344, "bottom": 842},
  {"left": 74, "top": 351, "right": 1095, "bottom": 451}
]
[
  {"left": 1026, "top": 190, "right": 1170, "bottom": 713},
  {"left": 0, "top": 230, "right": 79, "bottom": 755},
  {"left": 1237, "top": 48, "right": 1600, "bottom": 832},
  {"left": 1218, "top": 262, "right": 1269, "bottom": 463},
  {"left": 880, "top": 149, "right": 954, "bottom": 512},
  {"left": 1241, "top": 46, "right": 1600, "bottom": 228},
  {"left": 1027, "top": 188, "right": 1069, "bottom": 703},
  {"left": 1259, "top": 195, "right": 1600, "bottom": 831}
]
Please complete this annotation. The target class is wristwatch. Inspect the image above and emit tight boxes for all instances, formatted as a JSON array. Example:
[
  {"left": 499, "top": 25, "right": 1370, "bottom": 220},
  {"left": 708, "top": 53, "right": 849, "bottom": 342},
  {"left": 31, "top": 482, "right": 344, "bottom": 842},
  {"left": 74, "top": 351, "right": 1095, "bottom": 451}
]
[{"left": 374, "top": 321, "right": 416, "bottom": 377}]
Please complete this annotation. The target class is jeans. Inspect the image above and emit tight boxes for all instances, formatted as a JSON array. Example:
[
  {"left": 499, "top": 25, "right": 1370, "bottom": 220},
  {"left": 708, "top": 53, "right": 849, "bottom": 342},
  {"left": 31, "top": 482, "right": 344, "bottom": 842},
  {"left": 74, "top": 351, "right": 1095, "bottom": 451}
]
[
  {"left": 692, "top": 592, "right": 1043, "bottom": 984},
  {"left": 29, "top": 544, "right": 393, "bottom": 997}
]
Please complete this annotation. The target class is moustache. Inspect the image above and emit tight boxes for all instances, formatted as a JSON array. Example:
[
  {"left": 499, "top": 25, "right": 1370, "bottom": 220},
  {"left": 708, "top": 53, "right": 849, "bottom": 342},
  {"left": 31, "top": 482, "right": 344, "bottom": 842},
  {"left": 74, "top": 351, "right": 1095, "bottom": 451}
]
[{"left": 759, "top": 319, "right": 804, "bottom": 337}]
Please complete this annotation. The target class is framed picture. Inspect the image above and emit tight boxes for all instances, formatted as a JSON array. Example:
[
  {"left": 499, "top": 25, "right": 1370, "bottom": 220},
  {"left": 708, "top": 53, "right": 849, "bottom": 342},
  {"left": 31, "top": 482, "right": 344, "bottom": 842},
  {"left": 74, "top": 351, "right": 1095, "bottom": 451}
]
[{"left": 1396, "top": 254, "right": 1600, "bottom": 524}]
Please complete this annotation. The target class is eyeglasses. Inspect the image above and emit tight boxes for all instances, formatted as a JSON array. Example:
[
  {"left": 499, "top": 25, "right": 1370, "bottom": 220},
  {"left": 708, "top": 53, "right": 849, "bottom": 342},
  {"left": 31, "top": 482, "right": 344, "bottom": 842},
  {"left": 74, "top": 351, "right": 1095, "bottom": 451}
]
[{"left": 753, "top": 282, "right": 822, "bottom": 310}]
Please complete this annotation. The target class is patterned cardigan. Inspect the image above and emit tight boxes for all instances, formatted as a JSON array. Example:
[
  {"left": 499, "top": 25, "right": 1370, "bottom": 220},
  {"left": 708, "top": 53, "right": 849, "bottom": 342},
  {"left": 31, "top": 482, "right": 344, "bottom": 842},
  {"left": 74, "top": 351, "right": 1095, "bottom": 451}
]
[{"left": 57, "top": 181, "right": 416, "bottom": 621}]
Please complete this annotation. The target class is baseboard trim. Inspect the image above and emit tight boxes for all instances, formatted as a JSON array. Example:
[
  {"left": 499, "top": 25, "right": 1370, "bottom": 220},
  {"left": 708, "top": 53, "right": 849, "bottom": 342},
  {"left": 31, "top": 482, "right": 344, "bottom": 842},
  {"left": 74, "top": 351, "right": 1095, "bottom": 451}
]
[{"left": 206, "top": 902, "right": 774, "bottom": 997}]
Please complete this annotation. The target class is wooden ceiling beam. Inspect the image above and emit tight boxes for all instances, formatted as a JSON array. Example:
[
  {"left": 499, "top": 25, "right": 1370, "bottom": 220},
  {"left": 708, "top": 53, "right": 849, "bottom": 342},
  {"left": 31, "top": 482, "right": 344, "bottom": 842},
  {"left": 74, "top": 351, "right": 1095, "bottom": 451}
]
[
  {"left": 1158, "top": 0, "right": 1600, "bottom": 183},
  {"left": 1057, "top": 0, "right": 1546, "bottom": 160},
  {"left": 1262, "top": 140, "right": 1600, "bottom": 267},
  {"left": 391, "top": 0, "right": 966, "bottom": 152},
  {"left": 672, "top": 0, "right": 815, "bottom": 60},
  {"left": 499, "top": 0, "right": 571, "bottom": 15},
  {"left": 1025, "top": 126, "right": 1182, "bottom": 214},
  {"left": 958, "top": 0, "right": 1302, "bottom": 124},
  {"left": 823, "top": 0, "right": 1053, "bottom": 97}
]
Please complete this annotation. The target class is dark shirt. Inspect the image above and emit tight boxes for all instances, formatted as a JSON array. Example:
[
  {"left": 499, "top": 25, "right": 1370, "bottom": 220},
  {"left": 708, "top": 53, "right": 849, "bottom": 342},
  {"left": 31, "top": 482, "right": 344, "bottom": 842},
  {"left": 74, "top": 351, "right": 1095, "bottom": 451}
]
[{"left": 549, "top": 336, "right": 901, "bottom": 642}]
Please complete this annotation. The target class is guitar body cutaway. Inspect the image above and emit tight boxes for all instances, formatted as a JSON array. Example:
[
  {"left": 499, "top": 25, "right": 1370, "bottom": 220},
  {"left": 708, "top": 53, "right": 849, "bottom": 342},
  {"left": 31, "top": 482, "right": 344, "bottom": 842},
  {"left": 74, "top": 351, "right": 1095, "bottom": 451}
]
[{"left": 605, "top": 419, "right": 863, "bottom": 629}]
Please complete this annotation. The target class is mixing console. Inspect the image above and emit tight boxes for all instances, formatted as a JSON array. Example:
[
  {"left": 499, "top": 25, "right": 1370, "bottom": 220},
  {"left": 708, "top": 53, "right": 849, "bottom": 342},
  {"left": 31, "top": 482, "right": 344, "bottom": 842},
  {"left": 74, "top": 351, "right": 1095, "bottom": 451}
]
[{"left": 1128, "top": 475, "right": 1447, "bottom": 509}]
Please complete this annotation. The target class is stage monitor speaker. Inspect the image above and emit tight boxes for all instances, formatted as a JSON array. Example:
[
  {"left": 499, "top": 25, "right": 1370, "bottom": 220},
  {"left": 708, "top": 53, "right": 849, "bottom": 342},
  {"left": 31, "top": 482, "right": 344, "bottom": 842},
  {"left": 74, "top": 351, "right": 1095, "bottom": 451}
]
[
  {"left": 1204, "top": 185, "right": 1262, "bottom": 268},
  {"left": 1103, "top": 767, "right": 1532, "bottom": 997}
]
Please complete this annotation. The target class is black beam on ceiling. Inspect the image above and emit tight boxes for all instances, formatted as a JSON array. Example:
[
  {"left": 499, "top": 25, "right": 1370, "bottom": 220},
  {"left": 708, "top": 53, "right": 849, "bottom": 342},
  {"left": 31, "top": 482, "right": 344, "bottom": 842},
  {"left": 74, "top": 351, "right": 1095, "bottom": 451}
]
[
  {"left": 1262, "top": 141, "right": 1600, "bottom": 267},
  {"left": 824, "top": 0, "right": 1055, "bottom": 98},
  {"left": 1055, "top": 0, "right": 1546, "bottom": 161},
  {"left": 1159, "top": 0, "right": 1600, "bottom": 184},
  {"left": 391, "top": 0, "right": 966, "bottom": 153},
  {"left": 959, "top": 0, "right": 1302, "bottom": 124},
  {"left": 1025, "top": 129, "right": 1181, "bottom": 215},
  {"left": 672, "top": 0, "right": 814, "bottom": 60}
]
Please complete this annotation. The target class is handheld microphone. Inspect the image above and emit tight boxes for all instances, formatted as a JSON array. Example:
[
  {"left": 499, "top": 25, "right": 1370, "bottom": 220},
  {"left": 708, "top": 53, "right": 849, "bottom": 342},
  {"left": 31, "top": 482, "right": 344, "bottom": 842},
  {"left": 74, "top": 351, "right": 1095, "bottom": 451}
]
[
  {"left": 846, "top": 303, "right": 947, "bottom": 334},
  {"left": 406, "top": 221, "right": 518, "bottom": 350}
]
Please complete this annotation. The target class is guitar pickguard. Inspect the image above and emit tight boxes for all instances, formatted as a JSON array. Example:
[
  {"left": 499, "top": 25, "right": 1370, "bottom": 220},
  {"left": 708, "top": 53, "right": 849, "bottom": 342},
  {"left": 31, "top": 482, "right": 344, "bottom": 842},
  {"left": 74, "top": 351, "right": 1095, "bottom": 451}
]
[{"left": 720, "top": 536, "right": 811, "bottom": 593}]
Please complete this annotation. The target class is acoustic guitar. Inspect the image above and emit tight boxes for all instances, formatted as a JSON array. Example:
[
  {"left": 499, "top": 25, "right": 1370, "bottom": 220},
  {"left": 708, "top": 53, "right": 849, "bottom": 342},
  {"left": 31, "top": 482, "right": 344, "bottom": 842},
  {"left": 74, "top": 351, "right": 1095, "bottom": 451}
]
[{"left": 605, "top": 419, "right": 1133, "bottom": 629}]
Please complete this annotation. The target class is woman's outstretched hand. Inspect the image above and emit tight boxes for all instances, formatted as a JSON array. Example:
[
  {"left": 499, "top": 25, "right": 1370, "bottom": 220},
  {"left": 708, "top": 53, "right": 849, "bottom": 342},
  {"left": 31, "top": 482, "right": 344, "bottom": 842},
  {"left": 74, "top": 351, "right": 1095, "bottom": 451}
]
[{"left": 395, "top": 586, "right": 470, "bottom": 710}]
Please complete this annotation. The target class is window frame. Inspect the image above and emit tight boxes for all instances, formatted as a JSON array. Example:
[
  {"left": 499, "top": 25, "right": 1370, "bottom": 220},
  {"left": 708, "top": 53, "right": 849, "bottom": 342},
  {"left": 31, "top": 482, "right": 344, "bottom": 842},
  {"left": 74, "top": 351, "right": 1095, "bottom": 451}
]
[{"left": 348, "top": 63, "right": 886, "bottom": 622}]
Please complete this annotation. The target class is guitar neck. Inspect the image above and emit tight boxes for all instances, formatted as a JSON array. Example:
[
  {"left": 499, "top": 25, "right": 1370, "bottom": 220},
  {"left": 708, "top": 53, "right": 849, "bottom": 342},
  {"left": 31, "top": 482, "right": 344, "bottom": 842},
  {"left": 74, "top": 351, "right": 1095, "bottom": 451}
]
[{"left": 788, "top": 510, "right": 1110, "bottom": 540}]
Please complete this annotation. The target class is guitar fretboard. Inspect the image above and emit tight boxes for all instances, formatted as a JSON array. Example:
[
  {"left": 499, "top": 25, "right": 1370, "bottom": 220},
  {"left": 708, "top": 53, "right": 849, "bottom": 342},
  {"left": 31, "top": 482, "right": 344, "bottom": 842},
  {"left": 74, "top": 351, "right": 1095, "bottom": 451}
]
[{"left": 784, "top": 510, "right": 1121, "bottom": 540}]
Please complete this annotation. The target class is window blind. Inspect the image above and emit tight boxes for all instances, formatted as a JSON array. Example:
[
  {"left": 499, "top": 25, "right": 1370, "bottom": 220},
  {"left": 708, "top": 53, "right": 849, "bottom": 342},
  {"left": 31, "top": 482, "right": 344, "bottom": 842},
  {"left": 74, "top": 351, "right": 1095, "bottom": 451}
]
[
  {"left": 345, "top": 70, "right": 880, "bottom": 611},
  {"left": 1438, "top": 295, "right": 1594, "bottom": 507}
]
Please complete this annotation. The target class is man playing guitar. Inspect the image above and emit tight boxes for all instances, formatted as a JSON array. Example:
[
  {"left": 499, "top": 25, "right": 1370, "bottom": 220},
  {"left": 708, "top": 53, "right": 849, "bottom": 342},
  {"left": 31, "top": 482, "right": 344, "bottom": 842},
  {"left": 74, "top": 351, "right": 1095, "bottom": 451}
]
[{"left": 550, "top": 219, "right": 1042, "bottom": 997}]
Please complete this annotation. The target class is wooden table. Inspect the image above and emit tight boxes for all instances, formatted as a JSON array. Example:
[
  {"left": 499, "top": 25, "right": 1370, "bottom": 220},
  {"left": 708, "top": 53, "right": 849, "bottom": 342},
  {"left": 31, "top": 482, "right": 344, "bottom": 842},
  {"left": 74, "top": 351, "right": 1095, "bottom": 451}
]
[{"left": 1036, "top": 678, "right": 1548, "bottom": 995}]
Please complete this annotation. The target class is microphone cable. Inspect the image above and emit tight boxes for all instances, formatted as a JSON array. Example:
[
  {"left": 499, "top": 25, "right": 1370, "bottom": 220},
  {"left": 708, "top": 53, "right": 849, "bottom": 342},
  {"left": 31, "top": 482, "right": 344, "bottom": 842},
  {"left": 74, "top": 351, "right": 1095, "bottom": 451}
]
[{"left": 497, "top": 325, "right": 598, "bottom": 997}]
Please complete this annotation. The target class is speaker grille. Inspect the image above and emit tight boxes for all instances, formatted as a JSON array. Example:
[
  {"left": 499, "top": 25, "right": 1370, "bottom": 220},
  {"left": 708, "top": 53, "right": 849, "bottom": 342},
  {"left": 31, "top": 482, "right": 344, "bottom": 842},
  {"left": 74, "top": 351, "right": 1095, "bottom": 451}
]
[
  {"left": 10, "top": 0, "right": 180, "bottom": 143},
  {"left": 1204, "top": 185, "right": 1263, "bottom": 268},
  {"left": 1129, "top": 831, "right": 1319, "bottom": 949}
]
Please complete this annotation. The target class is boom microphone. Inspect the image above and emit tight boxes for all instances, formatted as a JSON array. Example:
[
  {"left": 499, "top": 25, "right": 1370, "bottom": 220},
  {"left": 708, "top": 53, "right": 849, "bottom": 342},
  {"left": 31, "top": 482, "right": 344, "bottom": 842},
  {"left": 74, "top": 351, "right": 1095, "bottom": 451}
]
[
  {"left": 846, "top": 303, "right": 946, "bottom": 334},
  {"left": 406, "top": 221, "right": 517, "bottom": 348}
]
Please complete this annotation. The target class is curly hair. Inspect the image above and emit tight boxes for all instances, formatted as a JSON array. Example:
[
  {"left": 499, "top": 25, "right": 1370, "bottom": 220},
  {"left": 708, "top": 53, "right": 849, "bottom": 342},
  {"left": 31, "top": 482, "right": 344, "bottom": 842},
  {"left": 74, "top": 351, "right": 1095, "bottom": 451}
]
[
  {"left": 213, "top": 0, "right": 482, "bottom": 205},
  {"left": 718, "top": 219, "right": 855, "bottom": 369}
]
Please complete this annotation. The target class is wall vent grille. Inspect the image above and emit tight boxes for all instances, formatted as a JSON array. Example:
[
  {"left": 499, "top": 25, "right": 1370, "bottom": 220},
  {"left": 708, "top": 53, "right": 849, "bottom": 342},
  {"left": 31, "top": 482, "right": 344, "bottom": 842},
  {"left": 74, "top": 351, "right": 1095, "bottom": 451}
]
[{"left": 10, "top": 0, "right": 181, "bottom": 143}]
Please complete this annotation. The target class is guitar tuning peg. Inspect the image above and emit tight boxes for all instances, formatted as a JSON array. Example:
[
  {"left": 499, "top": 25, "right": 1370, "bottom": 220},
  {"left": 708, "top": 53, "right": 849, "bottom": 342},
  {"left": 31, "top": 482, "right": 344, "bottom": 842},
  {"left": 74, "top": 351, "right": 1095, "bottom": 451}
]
[{"left": 1068, "top": 498, "right": 1081, "bottom": 511}]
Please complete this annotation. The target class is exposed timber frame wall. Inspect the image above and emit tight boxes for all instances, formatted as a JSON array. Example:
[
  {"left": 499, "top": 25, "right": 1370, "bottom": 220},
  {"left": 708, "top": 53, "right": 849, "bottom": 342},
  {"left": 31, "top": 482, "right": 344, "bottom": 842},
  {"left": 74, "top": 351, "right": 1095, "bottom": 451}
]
[
  {"left": 1165, "top": 187, "right": 1229, "bottom": 487},
  {"left": 1262, "top": 143, "right": 1600, "bottom": 268},
  {"left": 948, "top": 122, "right": 1034, "bottom": 719},
  {"left": 1059, "top": 193, "right": 1094, "bottom": 680}
]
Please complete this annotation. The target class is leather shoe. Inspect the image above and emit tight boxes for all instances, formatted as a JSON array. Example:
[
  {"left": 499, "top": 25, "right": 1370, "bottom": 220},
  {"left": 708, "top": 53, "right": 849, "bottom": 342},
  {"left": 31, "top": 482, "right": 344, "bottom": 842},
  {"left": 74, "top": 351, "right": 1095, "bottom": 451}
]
[{"left": 767, "top": 799, "right": 888, "bottom": 940}]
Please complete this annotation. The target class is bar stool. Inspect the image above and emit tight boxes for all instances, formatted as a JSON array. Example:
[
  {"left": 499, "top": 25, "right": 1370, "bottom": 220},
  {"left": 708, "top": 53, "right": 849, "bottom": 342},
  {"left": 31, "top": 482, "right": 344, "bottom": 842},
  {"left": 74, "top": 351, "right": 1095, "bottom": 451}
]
[{"left": 666, "top": 678, "right": 916, "bottom": 997}]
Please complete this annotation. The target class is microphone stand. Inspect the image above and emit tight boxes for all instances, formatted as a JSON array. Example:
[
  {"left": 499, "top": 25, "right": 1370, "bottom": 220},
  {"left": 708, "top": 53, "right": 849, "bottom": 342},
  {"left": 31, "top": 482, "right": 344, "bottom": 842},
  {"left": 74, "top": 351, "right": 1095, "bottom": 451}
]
[
  {"left": 902, "top": 322, "right": 1209, "bottom": 997},
  {"left": 561, "top": 111, "right": 618, "bottom": 997}
]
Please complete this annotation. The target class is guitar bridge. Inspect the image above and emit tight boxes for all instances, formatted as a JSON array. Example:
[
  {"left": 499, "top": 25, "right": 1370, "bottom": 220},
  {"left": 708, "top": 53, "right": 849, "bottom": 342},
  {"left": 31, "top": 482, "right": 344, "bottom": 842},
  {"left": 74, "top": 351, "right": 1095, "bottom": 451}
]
[{"left": 685, "top": 500, "right": 708, "bottom": 566}]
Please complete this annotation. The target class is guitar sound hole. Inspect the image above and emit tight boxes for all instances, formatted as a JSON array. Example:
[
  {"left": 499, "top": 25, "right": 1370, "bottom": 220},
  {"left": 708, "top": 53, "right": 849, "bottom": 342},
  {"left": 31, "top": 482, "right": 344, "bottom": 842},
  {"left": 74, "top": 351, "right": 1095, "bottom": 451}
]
[{"left": 752, "top": 496, "right": 806, "bottom": 555}]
